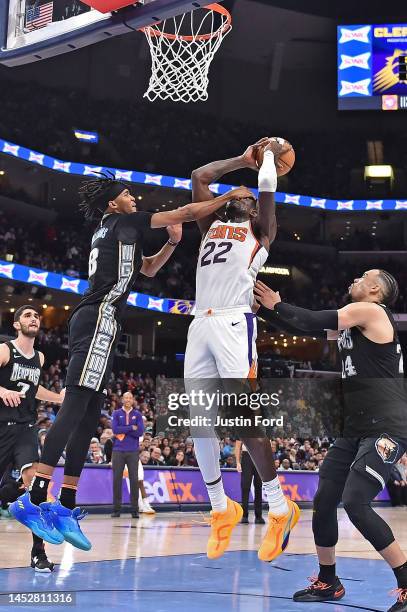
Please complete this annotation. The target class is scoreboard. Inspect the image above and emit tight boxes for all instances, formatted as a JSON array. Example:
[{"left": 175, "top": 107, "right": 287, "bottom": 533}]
[{"left": 338, "top": 23, "right": 407, "bottom": 111}]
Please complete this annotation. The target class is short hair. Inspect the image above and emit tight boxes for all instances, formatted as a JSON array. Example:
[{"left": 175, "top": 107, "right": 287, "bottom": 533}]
[
  {"left": 378, "top": 270, "right": 399, "bottom": 307},
  {"left": 14, "top": 305, "right": 40, "bottom": 322}
]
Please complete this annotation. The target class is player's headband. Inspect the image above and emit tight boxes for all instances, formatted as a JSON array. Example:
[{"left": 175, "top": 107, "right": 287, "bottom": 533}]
[{"left": 78, "top": 173, "right": 130, "bottom": 220}]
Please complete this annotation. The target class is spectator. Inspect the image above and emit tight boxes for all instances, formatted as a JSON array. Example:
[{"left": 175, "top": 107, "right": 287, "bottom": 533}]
[
  {"left": 139, "top": 450, "right": 151, "bottom": 465},
  {"left": 171, "top": 450, "right": 186, "bottom": 467},
  {"left": 111, "top": 391, "right": 144, "bottom": 518},
  {"left": 162, "top": 446, "right": 173, "bottom": 466},
  {"left": 148, "top": 447, "right": 164, "bottom": 466}
]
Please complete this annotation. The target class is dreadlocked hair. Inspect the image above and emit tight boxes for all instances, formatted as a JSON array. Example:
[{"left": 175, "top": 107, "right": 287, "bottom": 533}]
[
  {"left": 78, "top": 171, "right": 127, "bottom": 220},
  {"left": 378, "top": 270, "right": 399, "bottom": 307}
]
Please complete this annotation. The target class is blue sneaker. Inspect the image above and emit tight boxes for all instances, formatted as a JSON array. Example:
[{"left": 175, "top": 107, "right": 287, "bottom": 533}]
[
  {"left": 40, "top": 501, "right": 91, "bottom": 551},
  {"left": 9, "top": 492, "right": 64, "bottom": 545}
]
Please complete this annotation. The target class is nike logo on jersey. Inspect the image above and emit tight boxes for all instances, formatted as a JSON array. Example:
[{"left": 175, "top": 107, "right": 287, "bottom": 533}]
[{"left": 232, "top": 322, "right": 240, "bottom": 326}]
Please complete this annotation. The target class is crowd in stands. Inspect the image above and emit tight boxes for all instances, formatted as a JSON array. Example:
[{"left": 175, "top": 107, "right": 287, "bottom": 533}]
[
  {"left": 36, "top": 360, "right": 333, "bottom": 472},
  {"left": 0, "top": 76, "right": 406, "bottom": 200},
  {"left": 1, "top": 209, "right": 407, "bottom": 312}
]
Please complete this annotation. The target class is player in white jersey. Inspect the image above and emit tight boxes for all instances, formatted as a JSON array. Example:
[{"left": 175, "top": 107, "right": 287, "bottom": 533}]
[{"left": 185, "top": 138, "right": 300, "bottom": 562}]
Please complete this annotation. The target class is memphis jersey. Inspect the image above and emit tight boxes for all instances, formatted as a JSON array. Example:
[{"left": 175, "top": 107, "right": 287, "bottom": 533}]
[
  {"left": 72, "top": 211, "right": 152, "bottom": 319},
  {"left": 337, "top": 304, "right": 407, "bottom": 437},
  {"left": 195, "top": 219, "right": 268, "bottom": 310},
  {"left": 0, "top": 341, "right": 41, "bottom": 424}
]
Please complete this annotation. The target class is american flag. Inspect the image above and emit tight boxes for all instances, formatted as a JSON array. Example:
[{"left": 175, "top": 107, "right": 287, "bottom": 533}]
[{"left": 25, "top": 1, "right": 54, "bottom": 31}]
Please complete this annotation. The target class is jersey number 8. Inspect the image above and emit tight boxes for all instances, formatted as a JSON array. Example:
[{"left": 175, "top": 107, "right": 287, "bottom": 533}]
[{"left": 89, "top": 248, "right": 99, "bottom": 277}]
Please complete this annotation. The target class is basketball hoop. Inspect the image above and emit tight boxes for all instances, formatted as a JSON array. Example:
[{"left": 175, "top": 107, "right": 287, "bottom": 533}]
[{"left": 141, "top": 3, "right": 232, "bottom": 103}]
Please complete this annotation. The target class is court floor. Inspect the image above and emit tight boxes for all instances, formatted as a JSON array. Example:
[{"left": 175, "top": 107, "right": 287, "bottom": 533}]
[{"left": 0, "top": 508, "right": 406, "bottom": 611}]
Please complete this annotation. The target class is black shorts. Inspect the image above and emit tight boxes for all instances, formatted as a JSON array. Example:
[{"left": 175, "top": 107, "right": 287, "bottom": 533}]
[
  {"left": 319, "top": 435, "right": 407, "bottom": 490},
  {"left": 65, "top": 304, "right": 121, "bottom": 392},
  {"left": 0, "top": 422, "right": 39, "bottom": 478}
]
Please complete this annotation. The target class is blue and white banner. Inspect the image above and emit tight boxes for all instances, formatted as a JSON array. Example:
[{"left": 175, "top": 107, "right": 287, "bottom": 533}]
[
  {"left": 0, "top": 259, "right": 195, "bottom": 316},
  {"left": 1, "top": 138, "right": 405, "bottom": 212},
  {"left": 338, "top": 25, "right": 373, "bottom": 98}
]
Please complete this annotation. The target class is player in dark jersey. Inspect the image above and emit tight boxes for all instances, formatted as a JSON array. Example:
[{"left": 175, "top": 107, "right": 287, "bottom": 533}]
[
  {"left": 254, "top": 269, "right": 407, "bottom": 612},
  {"left": 11, "top": 174, "right": 251, "bottom": 550},
  {"left": 0, "top": 305, "right": 64, "bottom": 572}
]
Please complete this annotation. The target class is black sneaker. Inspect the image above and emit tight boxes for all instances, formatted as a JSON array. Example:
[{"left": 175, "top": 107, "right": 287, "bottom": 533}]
[
  {"left": 255, "top": 517, "right": 265, "bottom": 525},
  {"left": 293, "top": 576, "right": 345, "bottom": 602},
  {"left": 388, "top": 588, "right": 407, "bottom": 611},
  {"left": 31, "top": 551, "right": 55, "bottom": 573},
  {"left": 241, "top": 516, "right": 249, "bottom": 524},
  {"left": 131, "top": 512, "right": 139, "bottom": 519}
]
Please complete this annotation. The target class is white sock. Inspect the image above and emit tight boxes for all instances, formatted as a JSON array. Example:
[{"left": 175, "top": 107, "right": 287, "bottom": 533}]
[
  {"left": 193, "top": 436, "right": 227, "bottom": 512},
  {"left": 206, "top": 477, "right": 227, "bottom": 512},
  {"left": 263, "top": 477, "right": 289, "bottom": 515}
]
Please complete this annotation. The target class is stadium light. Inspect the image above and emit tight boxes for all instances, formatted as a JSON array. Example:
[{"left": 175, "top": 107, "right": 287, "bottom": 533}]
[{"left": 364, "top": 165, "right": 393, "bottom": 179}]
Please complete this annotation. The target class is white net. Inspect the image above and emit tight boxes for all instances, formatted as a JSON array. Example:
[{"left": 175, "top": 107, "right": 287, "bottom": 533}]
[{"left": 142, "top": 4, "right": 232, "bottom": 103}]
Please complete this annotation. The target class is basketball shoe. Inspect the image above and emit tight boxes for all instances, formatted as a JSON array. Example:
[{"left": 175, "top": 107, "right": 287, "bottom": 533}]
[
  {"left": 388, "top": 588, "right": 407, "bottom": 611},
  {"left": 40, "top": 500, "right": 91, "bottom": 551},
  {"left": 9, "top": 492, "right": 64, "bottom": 545},
  {"left": 293, "top": 576, "right": 345, "bottom": 602},
  {"left": 257, "top": 497, "right": 300, "bottom": 562},
  {"left": 207, "top": 496, "right": 243, "bottom": 559},
  {"left": 31, "top": 550, "right": 55, "bottom": 573},
  {"left": 140, "top": 498, "right": 156, "bottom": 514}
]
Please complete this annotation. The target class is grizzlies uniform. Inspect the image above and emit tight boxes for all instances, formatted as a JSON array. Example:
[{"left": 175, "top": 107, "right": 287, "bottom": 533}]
[
  {"left": 185, "top": 219, "right": 268, "bottom": 379},
  {"left": 320, "top": 304, "right": 407, "bottom": 491},
  {"left": 66, "top": 211, "right": 152, "bottom": 392},
  {"left": 0, "top": 341, "right": 42, "bottom": 476}
]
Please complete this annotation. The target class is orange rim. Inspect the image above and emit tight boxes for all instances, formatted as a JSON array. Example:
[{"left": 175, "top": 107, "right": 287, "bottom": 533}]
[{"left": 141, "top": 3, "right": 232, "bottom": 42}]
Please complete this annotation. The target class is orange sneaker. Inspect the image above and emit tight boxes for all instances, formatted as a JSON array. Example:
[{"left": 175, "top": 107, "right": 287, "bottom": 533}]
[
  {"left": 207, "top": 497, "right": 243, "bottom": 559},
  {"left": 258, "top": 498, "right": 300, "bottom": 562}
]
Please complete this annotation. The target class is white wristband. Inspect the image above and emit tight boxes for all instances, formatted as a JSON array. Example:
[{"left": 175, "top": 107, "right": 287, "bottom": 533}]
[{"left": 258, "top": 150, "right": 277, "bottom": 193}]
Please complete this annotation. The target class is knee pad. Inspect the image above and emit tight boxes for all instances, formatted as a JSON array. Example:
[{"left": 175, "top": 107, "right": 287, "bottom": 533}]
[{"left": 312, "top": 479, "right": 341, "bottom": 548}]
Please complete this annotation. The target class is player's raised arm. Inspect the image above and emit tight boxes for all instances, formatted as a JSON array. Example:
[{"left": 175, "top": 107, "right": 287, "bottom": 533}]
[
  {"left": 191, "top": 138, "right": 270, "bottom": 235},
  {"left": 150, "top": 186, "right": 254, "bottom": 228},
  {"left": 252, "top": 139, "right": 291, "bottom": 250}
]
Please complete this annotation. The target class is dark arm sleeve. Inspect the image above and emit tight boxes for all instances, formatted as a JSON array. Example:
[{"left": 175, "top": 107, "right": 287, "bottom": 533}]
[
  {"left": 257, "top": 307, "right": 327, "bottom": 338},
  {"left": 258, "top": 303, "right": 338, "bottom": 334},
  {"left": 114, "top": 212, "right": 153, "bottom": 243}
]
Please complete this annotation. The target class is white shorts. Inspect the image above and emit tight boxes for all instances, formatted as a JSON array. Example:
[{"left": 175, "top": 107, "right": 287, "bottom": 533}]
[
  {"left": 138, "top": 460, "right": 144, "bottom": 481},
  {"left": 184, "top": 307, "right": 257, "bottom": 379}
]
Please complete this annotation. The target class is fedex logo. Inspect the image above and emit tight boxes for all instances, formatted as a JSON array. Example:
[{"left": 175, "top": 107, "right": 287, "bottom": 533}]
[
  {"left": 133, "top": 472, "right": 198, "bottom": 503},
  {"left": 339, "top": 52, "right": 371, "bottom": 70},
  {"left": 339, "top": 79, "right": 371, "bottom": 96},
  {"left": 339, "top": 26, "right": 371, "bottom": 44}
]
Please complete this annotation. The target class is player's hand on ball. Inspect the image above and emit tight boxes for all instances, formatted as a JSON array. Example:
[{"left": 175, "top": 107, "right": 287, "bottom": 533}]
[
  {"left": 166, "top": 224, "right": 182, "bottom": 244},
  {"left": 0, "top": 388, "right": 22, "bottom": 407},
  {"left": 263, "top": 138, "right": 290, "bottom": 171},
  {"left": 254, "top": 280, "right": 282, "bottom": 310},
  {"left": 242, "top": 137, "right": 270, "bottom": 170},
  {"left": 227, "top": 185, "right": 254, "bottom": 201}
]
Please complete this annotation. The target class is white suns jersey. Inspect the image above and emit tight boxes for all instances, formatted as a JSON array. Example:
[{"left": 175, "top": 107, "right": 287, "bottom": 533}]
[{"left": 195, "top": 219, "right": 268, "bottom": 311}]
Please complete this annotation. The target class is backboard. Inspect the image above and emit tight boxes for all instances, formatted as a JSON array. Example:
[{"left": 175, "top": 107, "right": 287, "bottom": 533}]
[{"left": 0, "top": 0, "right": 215, "bottom": 66}]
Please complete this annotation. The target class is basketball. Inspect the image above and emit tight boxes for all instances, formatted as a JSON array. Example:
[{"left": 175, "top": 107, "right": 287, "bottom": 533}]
[{"left": 255, "top": 138, "right": 295, "bottom": 176}]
